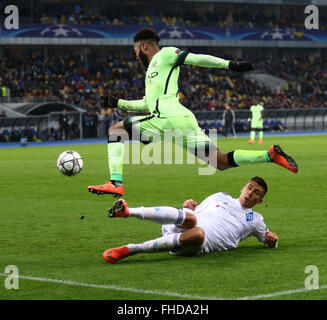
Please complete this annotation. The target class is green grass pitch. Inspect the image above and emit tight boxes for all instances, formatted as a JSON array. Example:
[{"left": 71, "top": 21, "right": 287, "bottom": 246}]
[{"left": 0, "top": 135, "right": 326, "bottom": 300}]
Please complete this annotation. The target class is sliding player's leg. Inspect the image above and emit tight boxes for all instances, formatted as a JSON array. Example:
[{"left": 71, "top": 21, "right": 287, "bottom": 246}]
[{"left": 103, "top": 201, "right": 202, "bottom": 263}]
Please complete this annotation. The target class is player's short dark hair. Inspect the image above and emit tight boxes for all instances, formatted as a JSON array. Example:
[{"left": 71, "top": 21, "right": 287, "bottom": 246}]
[
  {"left": 133, "top": 28, "right": 160, "bottom": 44},
  {"left": 251, "top": 176, "right": 268, "bottom": 195}
]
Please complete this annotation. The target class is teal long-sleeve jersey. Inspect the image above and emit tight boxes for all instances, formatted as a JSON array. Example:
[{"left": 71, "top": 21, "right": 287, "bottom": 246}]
[{"left": 118, "top": 47, "right": 230, "bottom": 118}]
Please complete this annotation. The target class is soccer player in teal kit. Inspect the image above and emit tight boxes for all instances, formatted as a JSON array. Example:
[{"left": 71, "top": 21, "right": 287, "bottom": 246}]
[{"left": 88, "top": 28, "right": 298, "bottom": 197}]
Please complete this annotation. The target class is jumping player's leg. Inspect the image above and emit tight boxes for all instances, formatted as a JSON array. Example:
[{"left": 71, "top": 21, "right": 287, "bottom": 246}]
[
  {"left": 210, "top": 146, "right": 297, "bottom": 172},
  {"left": 88, "top": 115, "right": 161, "bottom": 197},
  {"left": 87, "top": 120, "right": 126, "bottom": 197},
  {"left": 107, "top": 121, "right": 127, "bottom": 183},
  {"left": 180, "top": 116, "right": 298, "bottom": 173}
]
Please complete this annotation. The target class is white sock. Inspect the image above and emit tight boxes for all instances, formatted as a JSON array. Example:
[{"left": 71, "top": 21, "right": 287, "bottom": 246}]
[
  {"left": 129, "top": 206, "right": 185, "bottom": 226},
  {"left": 127, "top": 233, "right": 181, "bottom": 254}
]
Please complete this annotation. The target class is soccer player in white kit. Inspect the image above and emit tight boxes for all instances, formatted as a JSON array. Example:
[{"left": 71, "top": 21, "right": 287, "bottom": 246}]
[{"left": 103, "top": 176, "right": 278, "bottom": 263}]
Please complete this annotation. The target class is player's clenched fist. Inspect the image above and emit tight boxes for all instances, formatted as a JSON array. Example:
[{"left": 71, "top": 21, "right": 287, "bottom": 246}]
[
  {"left": 102, "top": 95, "right": 118, "bottom": 108},
  {"left": 265, "top": 231, "right": 278, "bottom": 248},
  {"left": 183, "top": 199, "right": 198, "bottom": 211},
  {"left": 229, "top": 61, "right": 254, "bottom": 72}
]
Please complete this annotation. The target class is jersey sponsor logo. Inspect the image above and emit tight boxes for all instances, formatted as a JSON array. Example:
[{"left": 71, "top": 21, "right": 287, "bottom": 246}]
[
  {"left": 246, "top": 212, "right": 254, "bottom": 222},
  {"left": 216, "top": 201, "right": 238, "bottom": 219},
  {"left": 216, "top": 201, "right": 228, "bottom": 211},
  {"left": 146, "top": 72, "right": 158, "bottom": 81}
]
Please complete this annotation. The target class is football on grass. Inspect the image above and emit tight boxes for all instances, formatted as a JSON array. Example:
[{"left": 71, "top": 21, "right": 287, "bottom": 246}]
[{"left": 57, "top": 150, "right": 83, "bottom": 176}]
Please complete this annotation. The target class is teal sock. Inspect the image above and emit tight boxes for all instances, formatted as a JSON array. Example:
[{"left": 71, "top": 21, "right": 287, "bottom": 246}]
[
  {"left": 259, "top": 131, "right": 263, "bottom": 140},
  {"left": 250, "top": 131, "right": 255, "bottom": 140},
  {"left": 108, "top": 142, "right": 124, "bottom": 182},
  {"left": 233, "top": 150, "right": 271, "bottom": 166}
]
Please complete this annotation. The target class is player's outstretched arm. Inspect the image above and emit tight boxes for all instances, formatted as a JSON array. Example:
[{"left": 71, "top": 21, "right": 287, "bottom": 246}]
[
  {"left": 184, "top": 53, "right": 254, "bottom": 72},
  {"left": 184, "top": 53, "right": 230, "bottom": 69},
  {"left": 183, "top": 199, "right": 198, "bottom": 211},
  {"left": 104, "top": 95, "right": 149, "bottom": 112},
  {"left": 118, "top": 97, "right": 149, "bottom": 112}
]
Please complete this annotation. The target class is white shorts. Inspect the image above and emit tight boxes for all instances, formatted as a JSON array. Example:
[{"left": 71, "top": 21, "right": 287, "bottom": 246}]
[
  {"left": 162, "top": 207, "right": 231, "bottom": 255},
  {"left": 161, "top": 208, "right": 208, "bottom": 256}
]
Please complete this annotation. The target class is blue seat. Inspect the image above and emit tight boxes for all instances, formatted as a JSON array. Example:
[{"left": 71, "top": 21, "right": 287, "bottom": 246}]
[
  {"left": 263, "top": 120, "right": 270, "bottom": 131},
  {"left": 216, "top": 122, "right": 223, "bottom": 133}
]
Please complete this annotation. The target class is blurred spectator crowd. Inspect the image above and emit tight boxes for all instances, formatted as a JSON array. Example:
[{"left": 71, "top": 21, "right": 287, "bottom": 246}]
[
  {"left": 15, "top": 1, "right": 327, "bottom": 29},
  {"left": 1, "top": 48, "right": 326, "bottom": 143},
  {"left": 37, "top": 8, "right": 327, "bottom": 30},
  {"left": 1, "top": 50, "right": 326, "bottom": 116}
]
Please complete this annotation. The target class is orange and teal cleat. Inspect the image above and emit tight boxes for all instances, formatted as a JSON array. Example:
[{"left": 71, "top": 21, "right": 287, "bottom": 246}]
[
  {"left": 107, "top": 199, "right": 130, "bottom": 218},
  {"left": 103, "top": 245, "right": 130, "bottom": 263},
  {"left": 268, "top": 145, "right": 298, "bottom": 173},
  {"left": 248, "top": 140, "right": 255, "bottom": 144},
  {"left": 88, "top": 181, "right": 124, "bottom": 198},
  {"left": 258, "top": 139, "right": 263, "bottom": 144}
]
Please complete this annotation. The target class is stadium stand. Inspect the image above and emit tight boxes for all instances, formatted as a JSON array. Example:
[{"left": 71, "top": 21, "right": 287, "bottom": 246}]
[
  {"left": 16, "top": 1, "right": 327, "bottom": 29},
  {"left": 1, "top": 50, "right": 326, "bottom": 113},
  {"left": 0, "top": 1, "right": 326, "bottom": 142}
]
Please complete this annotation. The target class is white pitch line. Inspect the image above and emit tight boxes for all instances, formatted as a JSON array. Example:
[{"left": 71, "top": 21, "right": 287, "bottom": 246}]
[
  {"left": 0, "top": 273, "right": 326, "bottom": 300},
  {"left": 0, "top": 273, "right": 220, "bottom": 300},
  {"left": 237, "top": 285, "right": 327, "bottom": 300}
]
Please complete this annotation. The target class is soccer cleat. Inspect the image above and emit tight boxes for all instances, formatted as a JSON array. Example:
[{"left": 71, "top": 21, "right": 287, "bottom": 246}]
[
  {"left": 248, "top": 140, "right": 255, "bottom": 144},
  {"left": 103, "top": 245, "right": 130, "bottom": 263},
  {"left": 88, "top": 180, "right": 124, "bottom": 198},
  {"left": 268, "top": 145, "right": 298, "bottom": 173},
  {"left": 108, "top": 199, "right": 130, "bottom": 218},
  {"left": 258, "top": 139, "right": 263, "bottom": 144}
]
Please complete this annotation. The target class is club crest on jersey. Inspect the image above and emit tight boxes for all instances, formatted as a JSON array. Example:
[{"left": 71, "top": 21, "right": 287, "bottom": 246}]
[
  {"left": 246, "top": 212, "right": 254, "bottom": 222},
  {"left": 175, "top": 49, "right": 181, "bottom": 54}
]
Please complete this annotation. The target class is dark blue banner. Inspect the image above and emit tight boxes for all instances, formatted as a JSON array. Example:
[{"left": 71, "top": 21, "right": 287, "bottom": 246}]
[{"left": 1, "top": 24, "right": 326, "bottom": 42}]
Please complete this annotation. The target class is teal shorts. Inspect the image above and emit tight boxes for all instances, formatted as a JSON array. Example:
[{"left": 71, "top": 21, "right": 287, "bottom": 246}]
[
  {"left": 251, "top": 120, "right": 263, "bottom": 130},
  {"left": 123, "top": 114, "right": 217, "bottom": 155}
]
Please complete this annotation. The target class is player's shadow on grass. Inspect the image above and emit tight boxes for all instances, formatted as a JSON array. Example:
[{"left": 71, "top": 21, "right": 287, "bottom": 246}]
[
  {"left": 199, "top": 245, "right": 284, "bottom": 266},
  {"left": 103, "top": 245, "right": 281, "bottom": 265}
]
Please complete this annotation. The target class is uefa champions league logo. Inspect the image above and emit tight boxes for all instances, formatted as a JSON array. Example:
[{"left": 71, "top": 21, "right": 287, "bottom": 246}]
[
  {"left": 40, "top": 24, "right": 82, "bottom": 37},
  {"left": 260, "top": 28, "right": 295, "bottom": 40},
  {"left": 158, "top": 26, "right": 194, "bottom": 39}
]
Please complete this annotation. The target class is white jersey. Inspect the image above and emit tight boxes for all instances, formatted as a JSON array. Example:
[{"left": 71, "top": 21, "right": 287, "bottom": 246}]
[
  {"left": 162, "top": 192, "right": 269, "bottom": 254},
  {"left": 195, "top": 192, "right": 268, "bottom": 252}
]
